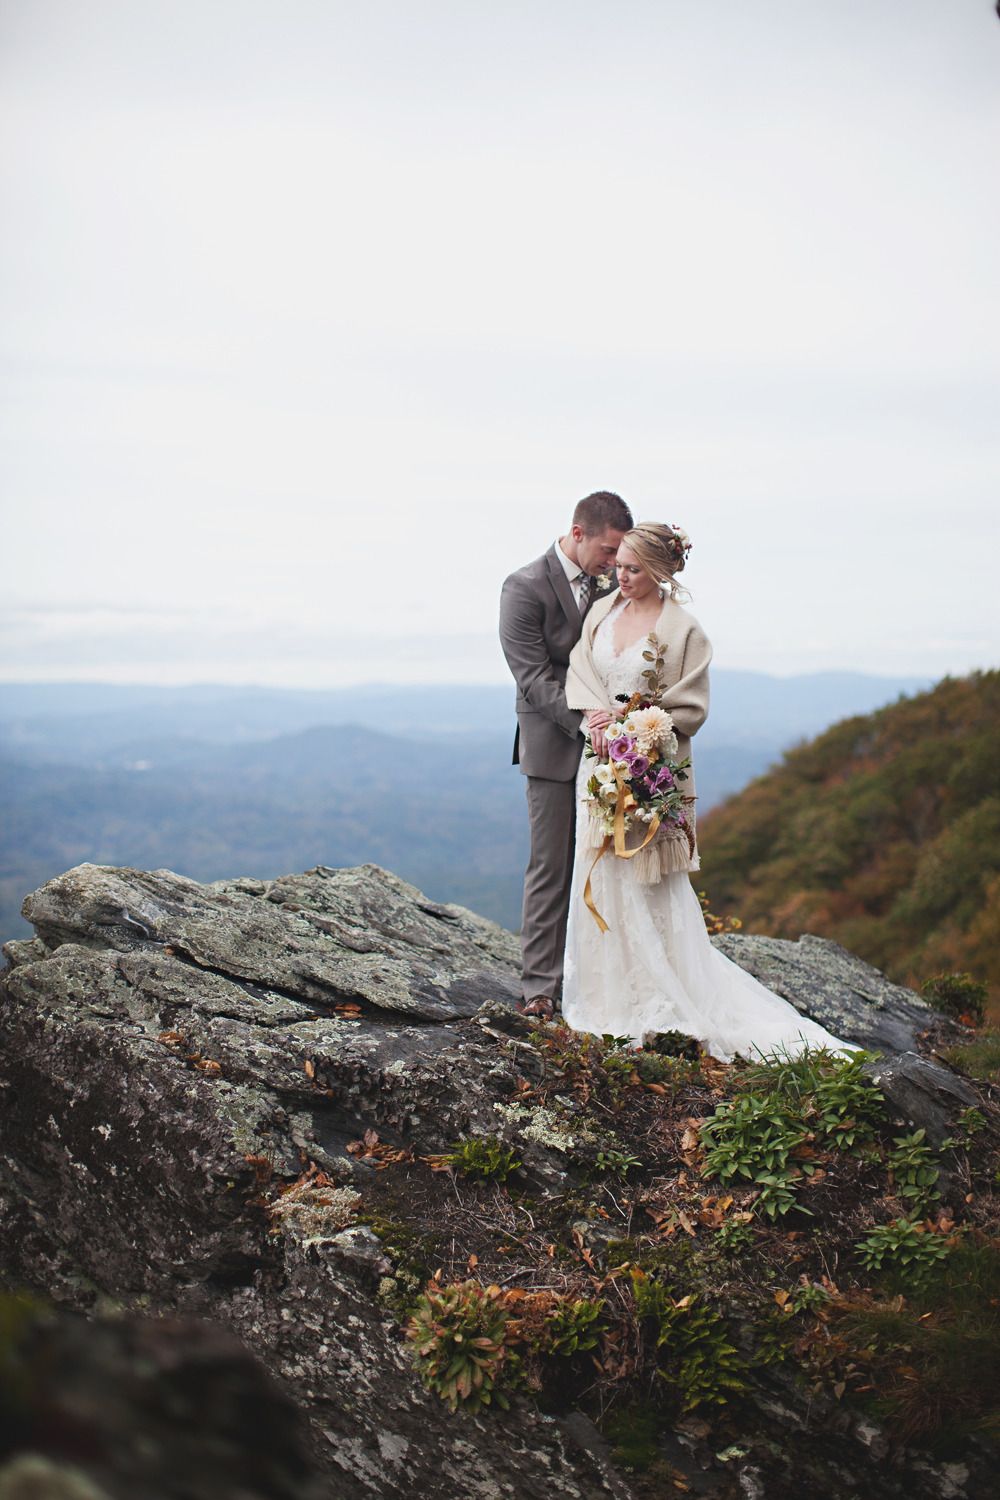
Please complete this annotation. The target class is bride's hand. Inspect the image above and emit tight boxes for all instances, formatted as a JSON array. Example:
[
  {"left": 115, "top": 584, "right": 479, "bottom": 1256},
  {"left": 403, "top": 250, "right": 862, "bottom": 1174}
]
[{"left": 586, "top": 710, "right": 612, "bottom": 758}]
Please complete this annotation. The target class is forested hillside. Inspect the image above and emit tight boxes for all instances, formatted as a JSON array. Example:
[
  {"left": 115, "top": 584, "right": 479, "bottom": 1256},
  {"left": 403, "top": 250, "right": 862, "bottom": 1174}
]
[{"left": 700, "top": 671, "right": 1000, "bottom": 991}]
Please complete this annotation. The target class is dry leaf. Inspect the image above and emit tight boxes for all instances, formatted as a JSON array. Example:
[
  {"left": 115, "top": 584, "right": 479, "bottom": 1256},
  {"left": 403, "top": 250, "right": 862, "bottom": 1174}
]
[
  {"left": 157, "top": 1031, "right": 185, "bottom": 1046},
  {"left": 303, "top": 1058, "right": 316, "bottom": 1079}
]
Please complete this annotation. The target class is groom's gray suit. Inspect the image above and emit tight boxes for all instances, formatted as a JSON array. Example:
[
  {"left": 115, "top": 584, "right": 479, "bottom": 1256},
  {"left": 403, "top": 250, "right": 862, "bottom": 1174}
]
[{"left": 499, "top": 545, "right": 609, "bottom": 1004}]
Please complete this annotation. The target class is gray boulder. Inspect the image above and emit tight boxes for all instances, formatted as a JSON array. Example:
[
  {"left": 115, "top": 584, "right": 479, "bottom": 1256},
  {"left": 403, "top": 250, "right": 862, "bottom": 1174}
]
[
  {"left": 711, "top": 930, "right": 949, "bottom": 1055},
  {"left": 1, "top": 862, "right": 990, "bottom": 1500}
]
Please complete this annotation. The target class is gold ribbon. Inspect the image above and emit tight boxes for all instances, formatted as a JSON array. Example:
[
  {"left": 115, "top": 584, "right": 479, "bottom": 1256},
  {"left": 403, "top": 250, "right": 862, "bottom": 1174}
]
[{"left": 584, "top": 767, "right": 664, "bottom": 932}]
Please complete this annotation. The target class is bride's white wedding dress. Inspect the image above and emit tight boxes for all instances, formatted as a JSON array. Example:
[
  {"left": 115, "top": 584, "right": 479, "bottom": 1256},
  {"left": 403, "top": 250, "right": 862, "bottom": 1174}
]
[{"left": 561, "top": 603, "right": 851, "bottom": 1061}]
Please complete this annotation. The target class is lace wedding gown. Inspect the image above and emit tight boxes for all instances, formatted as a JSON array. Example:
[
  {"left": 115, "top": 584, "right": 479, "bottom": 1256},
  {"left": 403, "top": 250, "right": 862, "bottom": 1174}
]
[{"left": 561, "top": 604, "right": 852, "bottom": 1061}]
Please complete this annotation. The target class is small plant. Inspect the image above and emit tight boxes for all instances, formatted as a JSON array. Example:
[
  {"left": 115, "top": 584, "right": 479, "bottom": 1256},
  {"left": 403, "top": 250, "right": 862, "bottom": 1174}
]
[
  {"left": 788, "top": 1281, "right": 831, "bottom": 1315},
  {"left": 810, "top": 1052, "right": 885, "bottom": 1149},
  {"left": 698, "top": 1090, "right": 810, "bottom": 1219},
  {"left": 753, "top": 1171, "right": 806, "bottom": 1221},
  {"left": 631, "top": 1271, "right": 746, "bottom": 1410},
  {"left": 644, "top": 1029, "right": 702, "bottom": 1059},
  {"left": 714, "top": 1217, "right": 754, "bottom": 1254},
  {"left": 632, "top": 1049, "right": 699, "bottom": 1094},
  {"left": 700, "top": 1051, "right": 886, "bottom": 1218},
  {"left": 940, "top": 1106, "right": 989, "bottom": 1153},
  {"left": 595, "top": 1148, "right": 643, "bottom": 1180},
  {"left": 887, "top": 1129, "right": 940, "bottom": 1215},
  {"left": 856, "top": 1218, "right": 956, "bottom": 1290},
  {"left": 407, "top": 1280, "right": 512, "bottom": 1411},
  {"left": 541, "top": 1297, "right": 605, "bottom": 1357},
  {"left": 744, "top": 1046, "right": 884, "bottom": 1150},
  {"left": 444, "top": 1136, "right": 521, "bottom": 1183},
  {"left": 921, "top": 972, "right": 988, "bottom": 1027}
]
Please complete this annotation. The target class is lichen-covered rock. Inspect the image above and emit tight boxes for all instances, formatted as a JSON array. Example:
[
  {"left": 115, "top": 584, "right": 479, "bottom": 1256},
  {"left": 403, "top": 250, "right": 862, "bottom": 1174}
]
[
  {"left": 711, "top": 931, "right": 954, "bottom": 1055},
  {"left": 19, "top": 862, "right": 520, "bottom": 1020},
  {"left": 1, "top": 862, "right": 992, "bottom": 1500}
]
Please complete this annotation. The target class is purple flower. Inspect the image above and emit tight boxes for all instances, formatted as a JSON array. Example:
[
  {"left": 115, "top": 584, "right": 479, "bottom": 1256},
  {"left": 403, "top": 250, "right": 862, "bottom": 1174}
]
[
  {"left": 608, "top": 735, "right": 634, "bottom": 760},
  {"left": 627, "top": 753, "right": 650, "bottom": 777},
  {"left": 654, "top": 766, "right": 675, "bottom": 790}
]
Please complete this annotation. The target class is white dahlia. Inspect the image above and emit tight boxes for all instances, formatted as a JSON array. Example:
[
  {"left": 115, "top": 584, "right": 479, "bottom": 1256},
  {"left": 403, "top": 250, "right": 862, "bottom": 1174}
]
[{"left": 628, "top": 706, "right": 677, "bottom": 756}]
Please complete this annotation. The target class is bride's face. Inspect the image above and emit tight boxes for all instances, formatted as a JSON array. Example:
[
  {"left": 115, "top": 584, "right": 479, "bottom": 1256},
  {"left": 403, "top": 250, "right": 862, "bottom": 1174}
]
[{"left": 616, "top": 544, "right": 658, "bottom": 605}]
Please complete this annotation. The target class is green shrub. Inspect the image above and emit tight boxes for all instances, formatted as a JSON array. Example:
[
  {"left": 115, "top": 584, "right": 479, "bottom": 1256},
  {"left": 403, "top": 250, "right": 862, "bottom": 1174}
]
[
  {"left": 714, "top": 1218, "right": 754, "bottom": 1255},
  {"left": 835, "top": 1239, "right": 1000, "bottom": 1446},
  {"left": 407, "top": 1280, "right": 512, "bottom": 1411},
  {"left": 444, "top": 1136, "right": 521, "bottom": 1183},
  {"left": 541, "top": 1297, "right": 605, "bottom": 1357},
  {"left": 787, "top": 1281, "right": 831, "bottom": 1315},
  {"left": 631, "top": 1272, "right": 746, "bottom": 1409},
  {"left": 743, "top": 1046, "right": 885, "bottom": 1150},
  {"left": 921, "top": 972, "right": 988, "bottom": 1026},
  {"left": 698, "top": 1091, "right": 811, "bottom": 1220},
  {"left": 700, "top": 1049, "right": 886, "bottom": 1218},
  {"left": 594, "top": 1148, "right": 643, "bottom": 1180},
  {"left": 632, "top": 1050, "right": 699, "bottom": 1094},
  {"left": 887, "top": 1129, "right": 940, "bottom": 1215},
  {"left": 856, "top": 1218, "right": 956, "bottom": 1290}
]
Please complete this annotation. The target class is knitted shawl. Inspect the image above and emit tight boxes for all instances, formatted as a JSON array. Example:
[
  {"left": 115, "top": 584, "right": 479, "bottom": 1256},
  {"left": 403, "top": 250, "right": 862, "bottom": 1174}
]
[{"left": 565, "top": 590, "right": 713, "bottom": 879}]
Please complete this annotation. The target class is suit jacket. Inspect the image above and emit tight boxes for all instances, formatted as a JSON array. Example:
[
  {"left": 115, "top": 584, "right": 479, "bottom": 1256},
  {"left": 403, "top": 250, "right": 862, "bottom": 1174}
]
[{"left": 499, "top": 544, "right": 611, "bottom": 781}]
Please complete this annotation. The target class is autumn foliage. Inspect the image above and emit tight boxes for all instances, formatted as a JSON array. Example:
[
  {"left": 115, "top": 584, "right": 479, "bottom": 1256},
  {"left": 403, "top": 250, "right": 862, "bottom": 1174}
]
[{"left": 699, "top": 670, "right": 1000, "bottom": 998}]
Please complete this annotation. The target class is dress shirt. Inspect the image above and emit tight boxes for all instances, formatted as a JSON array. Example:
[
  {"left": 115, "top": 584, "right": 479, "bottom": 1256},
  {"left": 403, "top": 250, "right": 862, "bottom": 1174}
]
[{"left": 556, "top": 539, "right": 591, "bottom": 611}]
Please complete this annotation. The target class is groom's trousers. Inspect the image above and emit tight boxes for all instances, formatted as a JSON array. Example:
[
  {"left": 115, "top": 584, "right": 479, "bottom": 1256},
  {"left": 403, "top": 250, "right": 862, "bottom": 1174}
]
[{"left": 521, "top": 776, "right": 576, "bottom": 1003}]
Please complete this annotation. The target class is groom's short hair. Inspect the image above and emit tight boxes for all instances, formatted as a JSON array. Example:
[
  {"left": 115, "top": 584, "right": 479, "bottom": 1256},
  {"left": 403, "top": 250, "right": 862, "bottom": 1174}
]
[{"left": 573, "top": 491, "right": 633, "bottom": 534}]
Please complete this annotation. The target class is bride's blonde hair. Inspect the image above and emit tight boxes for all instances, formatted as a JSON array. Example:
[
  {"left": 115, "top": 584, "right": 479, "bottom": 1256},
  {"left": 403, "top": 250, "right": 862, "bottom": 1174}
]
[{"left": 622, "top": 523, "right": 692, "bottom": 603}]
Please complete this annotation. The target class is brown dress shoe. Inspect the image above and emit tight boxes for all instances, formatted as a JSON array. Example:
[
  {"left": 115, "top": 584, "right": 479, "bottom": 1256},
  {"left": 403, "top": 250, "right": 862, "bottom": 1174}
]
[{"left": 516, "top": 995, "right": 555, "bottom": 1020}]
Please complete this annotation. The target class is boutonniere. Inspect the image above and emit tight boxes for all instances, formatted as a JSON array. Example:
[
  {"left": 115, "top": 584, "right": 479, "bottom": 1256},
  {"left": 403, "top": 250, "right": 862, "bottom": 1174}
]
[{"left": 595, "top": 573, "right": 612, "bottom": 592}]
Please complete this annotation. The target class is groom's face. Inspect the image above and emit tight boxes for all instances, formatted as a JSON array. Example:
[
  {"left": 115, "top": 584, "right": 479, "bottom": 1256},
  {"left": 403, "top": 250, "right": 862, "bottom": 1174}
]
[{"left": 575, "top": 525, "right": 626, "bottom": 577}]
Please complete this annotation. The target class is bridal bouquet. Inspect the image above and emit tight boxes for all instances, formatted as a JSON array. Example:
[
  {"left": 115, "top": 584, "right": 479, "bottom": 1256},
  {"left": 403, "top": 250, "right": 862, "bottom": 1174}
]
[
  {"left": 580, "top": 634, "right": 695, "bottom": 931},
  {"left": 583, "top": 701, "right": 692, "bottom": 841}
]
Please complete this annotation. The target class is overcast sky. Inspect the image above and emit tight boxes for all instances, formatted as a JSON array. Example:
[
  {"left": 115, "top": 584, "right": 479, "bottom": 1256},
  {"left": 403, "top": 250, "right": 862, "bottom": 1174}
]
[{"left": 1, "top": 0, "right": 998, "bottom": 687}]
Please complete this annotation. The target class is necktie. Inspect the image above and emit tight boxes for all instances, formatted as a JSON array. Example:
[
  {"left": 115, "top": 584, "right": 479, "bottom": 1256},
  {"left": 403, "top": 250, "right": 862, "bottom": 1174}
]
[{"left": 577, "top": 572, "right": 592, "bottom": 614}]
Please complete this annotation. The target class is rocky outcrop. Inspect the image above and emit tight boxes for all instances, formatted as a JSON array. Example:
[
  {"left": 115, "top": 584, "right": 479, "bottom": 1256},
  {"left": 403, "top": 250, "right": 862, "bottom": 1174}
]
[
  {"left": 711, "top": 930, "right": 946, "bottom": 1056},
  {"left": 1, "top": 863, "right": 993, "bottom": 1500}
]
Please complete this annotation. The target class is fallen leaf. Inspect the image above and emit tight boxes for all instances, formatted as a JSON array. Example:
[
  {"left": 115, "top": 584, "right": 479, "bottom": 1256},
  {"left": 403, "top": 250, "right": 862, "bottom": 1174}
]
[{"left": 303, "top": 1058, "right": 316, "bottom": 1080}]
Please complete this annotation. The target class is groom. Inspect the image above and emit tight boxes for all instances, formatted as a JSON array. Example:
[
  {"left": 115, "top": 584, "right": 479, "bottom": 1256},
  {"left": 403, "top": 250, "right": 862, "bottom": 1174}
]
[{"left": 499, "top": 491, "right": 633, "bottom": 1017}]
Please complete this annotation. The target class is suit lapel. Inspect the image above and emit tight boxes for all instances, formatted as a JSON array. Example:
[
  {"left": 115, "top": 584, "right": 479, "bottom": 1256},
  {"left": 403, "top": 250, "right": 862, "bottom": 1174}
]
[{"left": 546, "top": 545, "right": 581, "bottom": 629}]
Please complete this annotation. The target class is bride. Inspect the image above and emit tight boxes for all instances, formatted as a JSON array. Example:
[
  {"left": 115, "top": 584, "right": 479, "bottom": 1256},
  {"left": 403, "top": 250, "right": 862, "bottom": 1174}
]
[{"left": 561, "top": 522, "right": 851, "bottom": 1061}]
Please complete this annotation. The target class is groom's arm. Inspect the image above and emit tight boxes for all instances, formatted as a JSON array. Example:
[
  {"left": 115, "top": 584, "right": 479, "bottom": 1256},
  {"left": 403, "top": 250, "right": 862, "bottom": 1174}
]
[{"left": 499, "top": 574, "right": 582, "bottom": 740}]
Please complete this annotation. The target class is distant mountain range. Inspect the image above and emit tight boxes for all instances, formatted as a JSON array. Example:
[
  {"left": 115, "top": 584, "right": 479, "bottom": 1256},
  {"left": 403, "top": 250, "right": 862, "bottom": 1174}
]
[{"left": 0, "top": 672, "right": 929, "bottom": 943}]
